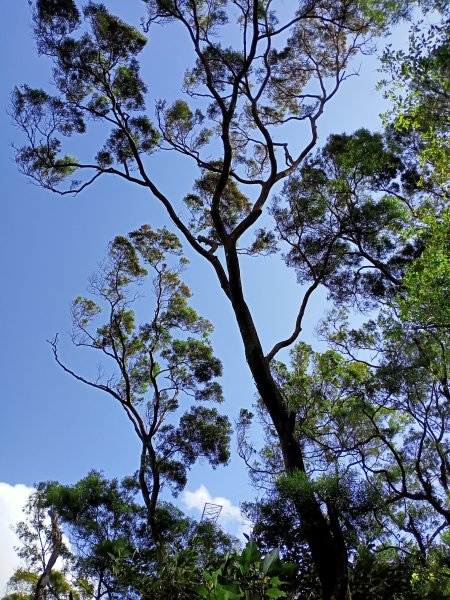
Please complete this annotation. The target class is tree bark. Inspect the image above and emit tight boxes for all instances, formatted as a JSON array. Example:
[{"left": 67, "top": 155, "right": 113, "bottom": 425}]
[
  {"left": 225, "top": 247, "right": 349, "bottom": 600},
  {"left": 138, "top": 443, "right": 165, "bottom": 563}
]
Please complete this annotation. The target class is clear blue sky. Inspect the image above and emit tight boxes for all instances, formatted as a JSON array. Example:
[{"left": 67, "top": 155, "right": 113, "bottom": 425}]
[{"left": 0, "top": 0, "right": 410, "bottom": 532}]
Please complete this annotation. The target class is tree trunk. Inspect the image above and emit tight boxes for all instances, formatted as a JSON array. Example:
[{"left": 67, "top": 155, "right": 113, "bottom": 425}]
[
  {"left": 138, "top": 443, "right": 165, "bottom": 563},
  {"left": 225, "top": 249, "right": 349, "bottom": 600},
  {"left": 34, "top": 509, "right": 63, "bottom": 600}
]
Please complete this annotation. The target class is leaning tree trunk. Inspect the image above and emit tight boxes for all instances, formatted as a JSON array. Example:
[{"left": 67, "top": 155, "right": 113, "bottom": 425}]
[{"left": 226, "top": 249, "right": 349, "bottom": 600}]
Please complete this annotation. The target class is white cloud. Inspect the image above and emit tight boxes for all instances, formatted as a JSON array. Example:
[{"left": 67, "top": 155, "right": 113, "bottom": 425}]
[
  {"left": 182, "top": 484, "right": 252, "bottom": 540},
  {"left": 0, "top": 482, "right": 34, "bottom": 596}
]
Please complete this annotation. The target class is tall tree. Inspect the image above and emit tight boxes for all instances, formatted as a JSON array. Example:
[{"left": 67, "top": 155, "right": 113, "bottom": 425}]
[
  {"left": 49, "top": 225, "right": 231, "bottom": 562},
  {"left": 237, "top": 46, "right": 450, "bottom": 590},
  {"left": 12, "top": 1, "right": 435, "bottom": 598}
]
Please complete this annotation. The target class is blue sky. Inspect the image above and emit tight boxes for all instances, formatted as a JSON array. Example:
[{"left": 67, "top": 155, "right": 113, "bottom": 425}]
[{"left": 0, "top": 0, "right": 413, "bottom": 588}]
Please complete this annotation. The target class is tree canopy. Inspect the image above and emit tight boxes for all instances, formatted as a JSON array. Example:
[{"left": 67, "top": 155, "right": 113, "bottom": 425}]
[{"left": 5, "top": 1, "right": 450, "bottom": 599}]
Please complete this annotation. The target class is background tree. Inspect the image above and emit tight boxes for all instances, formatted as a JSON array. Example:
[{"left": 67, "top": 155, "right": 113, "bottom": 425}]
[
  {"left": 2, "top": 486, "right": 80, "bottom": 600},
  {"left": 49, "top": 225, "right": 231, "bottom": 562},
  {"left": 3, "top": 472, "right": 239, "bottom": 600},
  {"left": 238, "top": 115, "right": 450, "bottom": 596}
]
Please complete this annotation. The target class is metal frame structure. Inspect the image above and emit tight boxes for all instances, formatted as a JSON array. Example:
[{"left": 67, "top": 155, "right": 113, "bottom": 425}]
[{"left": 201, "top": 502, "right": 223, "bottom": 524}]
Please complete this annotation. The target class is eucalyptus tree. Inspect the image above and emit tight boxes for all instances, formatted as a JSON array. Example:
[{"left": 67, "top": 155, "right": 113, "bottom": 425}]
[
  {"left": 49, "top": 225, "right": 231, "bottom": 562},
  {"left": 12, "top": 1, "right": 417, "bottom": 597},
  {"left": 236, "top": 118, "right": 450, "bottom": 596}
]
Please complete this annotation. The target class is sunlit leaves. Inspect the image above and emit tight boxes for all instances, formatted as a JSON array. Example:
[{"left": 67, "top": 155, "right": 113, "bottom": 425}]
[
  {"left": 381, "top": 19, "right": 450, "bottom": 192},
  {"left": 112, "top": 64, "right": 148, "bottom": 110},
  {"left": 272, "top": 128, "right": 418, "bottom": 307},
  {"left": 11, "top": 85, "right": 84, "bottom": 187},
  {"left": 65, "top": 225, "right": 230, "bottom": 501},
  {"left": 84, "top": 3, "right": 147, "bottom": 59},
  {"left": 158, "top": 99, "right": 212, "bottom": 153},
  {"left": 184, "top": 168, "right": 252, "bottom": 239},
  {"left": 399, "top": 209, "right": 450, "bottom": 329},
  {"left": 130, "top": 224, "right": 184, "bottom": 264}
]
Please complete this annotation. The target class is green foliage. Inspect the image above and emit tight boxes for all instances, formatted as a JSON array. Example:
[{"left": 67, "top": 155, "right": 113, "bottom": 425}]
[
  {"left": 184, "top": 168, "right": 252, "bottom": 238},
  {"left": 195, "top": 539, "right": 296, "bottom": 600},
  {"left": 3, "top": 569, "right": 82, "bottom": 600},
  {"left": 351, "top": 544, "right": 450, "bottom": 599},
  {"left": 272, "top": 128, "right": 417, "bottom": 308},
  {"left": 84, "top": 4, "right": 147, "bottom": 58},
  {"left": 380, "top": 18, "right": 450, "bottom": 193},
  {"left": 13, "top": 0, "right": 402, "bottom": 199},
  {"left": 2, "top": 488, "right": 81, "bottom": 600},
  {"left": 3, "top": 473, "right": 239, "bottom": 600},
  {"left": 399, "top": 208, "right": 450, "bottom": 328},
  {"left": 160, "top": 99, "right": 212, "bottom": 150},
  {"left": 36, "top": 0, "right": 80, "bottom": 33},
  {"left": 12, "top": 2, "right": 450, "bottom": 599},
  {"left": 50, "top": 225, "right": 231, "bottom": 559},
  {"left": 69, "top": 225, "right": 223, "bottom": 409},
  {"left": 13, "top": 1, "right": 157, "bottom": 189},
  {"left": 11, "top": 84, "right": 84, "bottom": 187}
]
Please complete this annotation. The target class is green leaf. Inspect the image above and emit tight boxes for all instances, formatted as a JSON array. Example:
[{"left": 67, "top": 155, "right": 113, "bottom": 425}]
[
  {"left": 262, "top": 548, "right": 279, "bottom": 575},
  {"left": 265, "top": 589, "right": 287, "bottom": 598},
  {"left": 241, "top": 539, "right": 261, "bottom": 565}
]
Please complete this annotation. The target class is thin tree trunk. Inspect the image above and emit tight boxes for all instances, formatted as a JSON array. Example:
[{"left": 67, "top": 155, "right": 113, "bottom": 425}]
[{"left": 34, "top": 509, "right": 63, "bottom": 600}]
